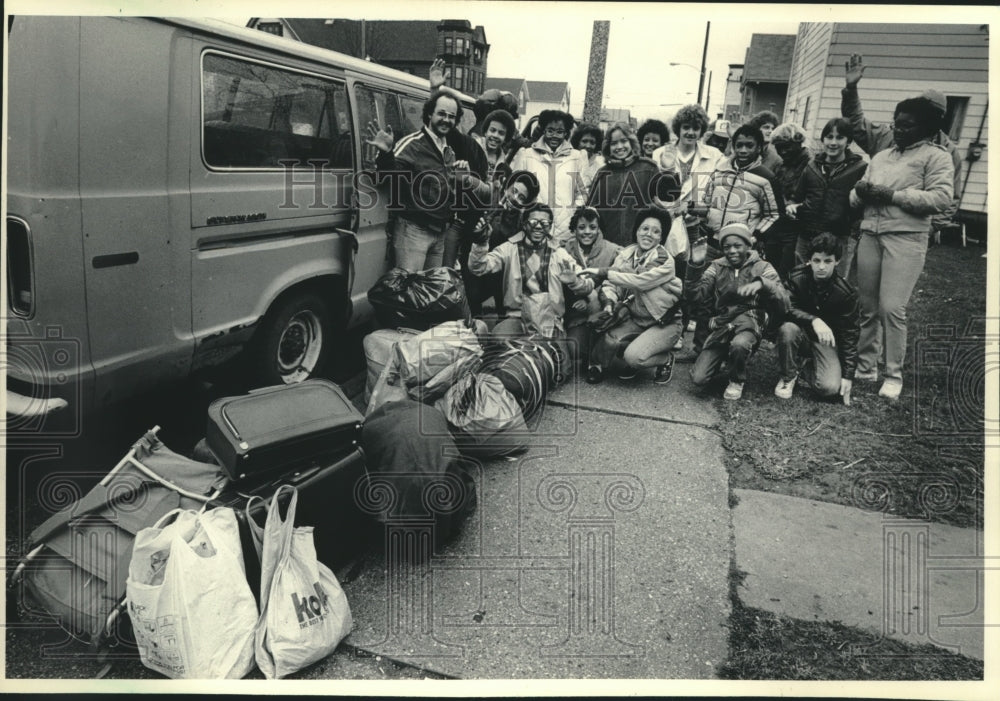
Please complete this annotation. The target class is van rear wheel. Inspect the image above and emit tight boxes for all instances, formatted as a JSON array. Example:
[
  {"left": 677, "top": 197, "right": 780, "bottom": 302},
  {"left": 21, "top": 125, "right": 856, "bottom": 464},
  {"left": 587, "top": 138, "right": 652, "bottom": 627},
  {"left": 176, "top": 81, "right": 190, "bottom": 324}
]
[{"left": 252, "top": 291, "right": 333, "bottom": 386}]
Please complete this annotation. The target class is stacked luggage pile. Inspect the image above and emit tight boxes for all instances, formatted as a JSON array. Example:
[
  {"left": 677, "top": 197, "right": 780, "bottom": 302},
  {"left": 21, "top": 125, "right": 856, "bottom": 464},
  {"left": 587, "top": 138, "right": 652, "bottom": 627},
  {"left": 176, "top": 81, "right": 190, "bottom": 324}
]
[{"left": 11, "top": 266, "right": 557, "bottom": 679}]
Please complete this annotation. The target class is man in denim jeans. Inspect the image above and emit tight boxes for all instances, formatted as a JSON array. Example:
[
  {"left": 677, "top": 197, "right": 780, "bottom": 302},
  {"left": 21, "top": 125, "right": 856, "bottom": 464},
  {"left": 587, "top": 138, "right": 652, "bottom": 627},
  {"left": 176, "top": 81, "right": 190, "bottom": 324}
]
[{"left": 367, "top": 90, "right": 489, "bottom": 272}]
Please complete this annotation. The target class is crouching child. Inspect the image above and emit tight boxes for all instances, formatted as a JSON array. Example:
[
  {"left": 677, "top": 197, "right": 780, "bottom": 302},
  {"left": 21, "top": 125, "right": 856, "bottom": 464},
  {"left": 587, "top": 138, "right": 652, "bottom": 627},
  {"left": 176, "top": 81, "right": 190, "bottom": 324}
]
[
  {"left": 686, "top": 222, "right": 787, "bottom": 400},
  {"left": 468, "top": 203, "right": 593, "bottom": 339},
  {"left": 775, "top": 233, "right": 859, "bottom": 405}
]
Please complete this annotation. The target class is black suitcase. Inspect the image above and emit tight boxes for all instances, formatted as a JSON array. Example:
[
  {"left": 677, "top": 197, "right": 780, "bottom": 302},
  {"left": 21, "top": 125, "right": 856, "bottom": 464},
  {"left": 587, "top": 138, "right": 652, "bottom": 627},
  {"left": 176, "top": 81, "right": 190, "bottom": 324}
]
[
  {"left": 219, "top": 446, "right": 372, "bottom": 580},
  {"left": 206, "top": 379, "right": 363, "bottom": 481}
]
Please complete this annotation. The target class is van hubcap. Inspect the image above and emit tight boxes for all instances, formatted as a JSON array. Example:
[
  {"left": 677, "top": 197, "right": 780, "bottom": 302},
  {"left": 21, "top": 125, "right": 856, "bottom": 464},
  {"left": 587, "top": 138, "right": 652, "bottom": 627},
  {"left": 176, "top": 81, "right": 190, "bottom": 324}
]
[{"left": 276, "top": 310, "right": 322, "bottom": 383}]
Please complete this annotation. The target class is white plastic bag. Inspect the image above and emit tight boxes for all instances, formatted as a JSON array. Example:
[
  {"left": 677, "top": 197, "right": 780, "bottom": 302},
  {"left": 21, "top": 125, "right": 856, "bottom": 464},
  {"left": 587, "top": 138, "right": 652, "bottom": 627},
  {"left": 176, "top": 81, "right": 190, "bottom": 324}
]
[
  {"left": 254, "top": 486, "right": 353, "bottom": 679},
  {"left": 126, "top": 507, "right": 258, "bottom": 679}
]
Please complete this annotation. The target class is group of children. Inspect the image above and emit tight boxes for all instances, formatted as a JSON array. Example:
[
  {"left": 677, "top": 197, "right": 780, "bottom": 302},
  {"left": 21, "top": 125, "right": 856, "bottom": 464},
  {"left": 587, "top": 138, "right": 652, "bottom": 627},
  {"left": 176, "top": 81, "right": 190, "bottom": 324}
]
[
  {"left": 372, "top": 57, "right": 955, "bottom": 404},
  {"left": 460, "top": 95, "right": 952, "bottom": 404}
]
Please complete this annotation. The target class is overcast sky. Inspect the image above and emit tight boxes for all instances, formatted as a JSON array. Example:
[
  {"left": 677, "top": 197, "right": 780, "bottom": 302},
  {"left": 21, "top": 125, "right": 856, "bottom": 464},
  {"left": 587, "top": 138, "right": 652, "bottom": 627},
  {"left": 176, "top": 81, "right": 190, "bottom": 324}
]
[{"left": 10, "top": 1, "right": 989, "bottom": 125}]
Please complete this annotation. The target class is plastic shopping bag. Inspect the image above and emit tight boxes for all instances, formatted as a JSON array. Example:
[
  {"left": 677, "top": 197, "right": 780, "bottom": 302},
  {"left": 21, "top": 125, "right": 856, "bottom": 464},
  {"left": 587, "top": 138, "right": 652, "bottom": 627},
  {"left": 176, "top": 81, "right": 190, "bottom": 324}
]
[
  {"left": 394, "top": 320, "right": 485, "bottom": 402},
  {"left": 126, "top": 508, "right": 258, "bottom": 679},
  {"left": 254, "top": 486, "right": 353, "bottom": 679}
]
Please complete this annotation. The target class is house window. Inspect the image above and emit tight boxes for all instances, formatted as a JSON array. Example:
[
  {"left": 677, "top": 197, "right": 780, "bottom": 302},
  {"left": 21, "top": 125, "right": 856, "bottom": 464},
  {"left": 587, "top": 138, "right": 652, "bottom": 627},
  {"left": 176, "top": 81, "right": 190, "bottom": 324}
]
[
  {"left": 444, "top": 37, "right": 453, "bottom": 54},
  {"left": 256, "top": 22, "right": 283, "bottom": 36},
  {"left": 801, "top": 96, "right": 811, "bottom": 129},
  {"left": 454, "top": 66, "right": 465, "bottom": 92},
  {"left": 474, "top": 46, "right": 482, "bottom": 62},
  {"left": 456, "top": 38, "right": 467, "bottom": 55},
  {"left": 944, "top": 96, "right": 969, "bottom": 142}
]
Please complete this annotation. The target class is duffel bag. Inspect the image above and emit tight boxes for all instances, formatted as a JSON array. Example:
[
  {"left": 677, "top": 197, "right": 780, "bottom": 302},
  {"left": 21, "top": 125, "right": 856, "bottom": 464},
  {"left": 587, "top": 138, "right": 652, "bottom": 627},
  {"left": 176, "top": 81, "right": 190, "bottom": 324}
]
[{"left": 435, "top": 372, "right": 529, "bottom": 459}]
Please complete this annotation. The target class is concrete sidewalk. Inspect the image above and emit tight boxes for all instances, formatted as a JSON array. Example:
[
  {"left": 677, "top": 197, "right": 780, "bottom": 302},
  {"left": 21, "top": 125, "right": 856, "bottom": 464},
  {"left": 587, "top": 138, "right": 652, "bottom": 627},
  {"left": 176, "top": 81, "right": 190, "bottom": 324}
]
[
  {"left": 732, "top": 488, "right": 985, "bottom": 660},
  {"left": 341, "top": 369, "right": 732, "bottom": 678}
]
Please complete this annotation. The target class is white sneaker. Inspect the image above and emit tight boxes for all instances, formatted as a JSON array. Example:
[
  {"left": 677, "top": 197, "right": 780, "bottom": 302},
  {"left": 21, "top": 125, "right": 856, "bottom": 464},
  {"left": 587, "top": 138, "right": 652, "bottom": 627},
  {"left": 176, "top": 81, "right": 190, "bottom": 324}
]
[
  {"left": 723, "top": 381, "right": 744, "bottom": 401},
  {"left": 855, "top": 369, "right": 878, "bottom": 382},
  {"left": 878, "top": 379, "right": 903, "bottom": 400},
  {"left": 774, "top": 376, "right": 797, "bottom": 399}
]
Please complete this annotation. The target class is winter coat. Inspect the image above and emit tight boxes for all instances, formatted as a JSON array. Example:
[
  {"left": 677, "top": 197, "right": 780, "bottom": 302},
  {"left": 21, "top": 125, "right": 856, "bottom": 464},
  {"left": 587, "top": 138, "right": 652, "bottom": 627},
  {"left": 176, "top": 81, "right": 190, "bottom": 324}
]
[
  {"left": 510, "top": 138, "right": 589, "bottom": 243},
  {"left": 585, "top": 157, "right": 673, "bottom": 247},
  {"left": 792, "top": 150, "right": 868, "bottom": 239},
  {"left": 579, "top": 152, "right": 606, "bottom": 199},
  {"left": 685, "top": 250, "right": 787, "bottom": 348},
  {"left": 840, "top": 84, "right": 963, "bottom": 228},
  {"left": 771, "top": 148, "right": 814, "bottom": 243},
  {"left": 784, "top": 264, "right": 860, "bottom": 379},
  {"left": 848, "top": 139, "right": 954, "bottom": 235},
  {"left": 563, "top": 233, "right": 622, "bottom": 327},
  {"left": 469, "top": 234, "right": 593, "bottom": 327},
  {"left": 599, "top": 244, "right": 683, "bottom": 327},
  {"left": 704, "top": 157, "right": 783, "bottom": 240}
]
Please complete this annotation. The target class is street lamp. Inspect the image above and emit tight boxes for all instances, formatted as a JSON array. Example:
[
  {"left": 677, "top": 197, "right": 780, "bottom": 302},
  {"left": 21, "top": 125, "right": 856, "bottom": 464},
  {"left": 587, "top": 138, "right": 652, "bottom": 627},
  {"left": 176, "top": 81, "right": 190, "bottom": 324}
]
[{"left": 669, "top": 62, "right": 711, "bottom": 109}]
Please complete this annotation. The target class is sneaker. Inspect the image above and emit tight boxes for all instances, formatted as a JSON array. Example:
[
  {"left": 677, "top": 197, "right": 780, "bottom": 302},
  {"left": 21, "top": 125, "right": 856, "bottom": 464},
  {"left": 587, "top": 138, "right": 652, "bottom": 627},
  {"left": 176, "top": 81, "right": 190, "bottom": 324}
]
[
  {"left": 686, "top": 320, "right": 697, "bottom": 332},
  {"left": 673, "top": 335, "right": 684, "bottom": 350},
  {"left": 618, "top": 368, "right": 638, "bottom": 380},
  {"left": 585, "top": 365, "right": 604, "bottom": 385},
  {"left": 878, "top": 379, "right": 903, "bottom": 400},
  {"left": 723, "top": 381, "right": 744, "bottom": 401},
  {"left": 774, "top": 375, "right": 797, "bottom": 399},
  {"left": 654, "top": 354, "right": 675, "bottom": 385},
  {"left": 855, "top": 369, "right": 878, "bottom": 382}
]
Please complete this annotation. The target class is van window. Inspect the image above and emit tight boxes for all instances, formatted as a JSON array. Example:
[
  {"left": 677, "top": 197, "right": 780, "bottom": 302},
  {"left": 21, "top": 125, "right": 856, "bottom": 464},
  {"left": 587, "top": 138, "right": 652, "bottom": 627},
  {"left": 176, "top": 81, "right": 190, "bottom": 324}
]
[
  {"left": 202, "top": 52, "right": 353, "bottom": 170},
  {"left": 355, "top": 85, "right": 407, "bottom": 169},
  {"left": 399, "top": 95, "right": 424, "bottom": 134}
]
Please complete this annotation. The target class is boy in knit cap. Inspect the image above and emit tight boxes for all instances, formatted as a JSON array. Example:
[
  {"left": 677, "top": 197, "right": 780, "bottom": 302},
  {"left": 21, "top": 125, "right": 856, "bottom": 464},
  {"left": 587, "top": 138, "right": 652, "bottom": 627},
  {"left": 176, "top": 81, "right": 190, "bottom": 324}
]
[{"left": 685, "top": 222, "right": 787, "bottom": 400}]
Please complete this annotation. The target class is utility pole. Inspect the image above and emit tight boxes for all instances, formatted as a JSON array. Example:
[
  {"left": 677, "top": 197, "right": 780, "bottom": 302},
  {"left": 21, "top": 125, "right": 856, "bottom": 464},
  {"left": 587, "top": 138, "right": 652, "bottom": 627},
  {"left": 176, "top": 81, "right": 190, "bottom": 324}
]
[
  {"left": 697, "top": 22, "right": 710, "bottom": 106},
  {"left": 583, "top": 21, "right": 610, "bottom": 126},
  {"left": 704, "top": 70, "right": 712, "bottom": 112}
]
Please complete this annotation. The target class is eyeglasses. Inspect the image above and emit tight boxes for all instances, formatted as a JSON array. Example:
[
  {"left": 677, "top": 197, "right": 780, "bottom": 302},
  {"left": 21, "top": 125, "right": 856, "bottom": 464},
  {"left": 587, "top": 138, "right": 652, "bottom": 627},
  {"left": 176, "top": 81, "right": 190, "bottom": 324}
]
[
  {"left": 434, "top": 110, "right": 457, "bottom": 121},
  {"left": 526, "top": 219, "right": 552, "bottom": 229},
  {"left": 543, "top": 127, "right": 567, "bottom": 137}
]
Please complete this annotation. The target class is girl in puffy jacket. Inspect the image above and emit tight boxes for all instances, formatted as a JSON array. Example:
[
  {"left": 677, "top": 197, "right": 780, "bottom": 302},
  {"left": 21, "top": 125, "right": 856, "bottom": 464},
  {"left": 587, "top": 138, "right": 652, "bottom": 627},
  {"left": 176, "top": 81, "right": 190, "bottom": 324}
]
[
  {"left": 581, "top": 208, "right": 683, "bottom": 386},
  {"left": 849, "top": 97, "right": 954, "bottom": 401},
  {"left": 787, "top": 118, "right": 868, "bottom": 277}
]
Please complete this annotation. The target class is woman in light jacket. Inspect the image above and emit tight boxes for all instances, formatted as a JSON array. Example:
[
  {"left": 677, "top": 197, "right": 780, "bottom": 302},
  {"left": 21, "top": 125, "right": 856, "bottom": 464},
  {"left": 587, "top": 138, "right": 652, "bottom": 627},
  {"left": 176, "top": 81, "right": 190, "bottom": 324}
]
[
  {"left": 581, "top": 208, "right": 683, "bottom": 385},
  {"left": 849, "top": 97, "right": 954, "bottom": 401},
  {"left": 510, "top": 110, "right": 588, "bottom": 244}
]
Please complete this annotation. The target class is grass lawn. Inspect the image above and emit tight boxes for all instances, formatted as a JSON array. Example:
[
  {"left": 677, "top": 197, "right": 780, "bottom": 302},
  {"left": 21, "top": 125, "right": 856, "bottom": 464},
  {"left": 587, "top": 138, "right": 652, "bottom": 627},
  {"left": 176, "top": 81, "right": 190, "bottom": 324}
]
[
  {"left": 719, "top": 240, "right": 988, "bottom": 680},
  {"left": 718, "top": 241, "right": 988, "bottom": 529}
]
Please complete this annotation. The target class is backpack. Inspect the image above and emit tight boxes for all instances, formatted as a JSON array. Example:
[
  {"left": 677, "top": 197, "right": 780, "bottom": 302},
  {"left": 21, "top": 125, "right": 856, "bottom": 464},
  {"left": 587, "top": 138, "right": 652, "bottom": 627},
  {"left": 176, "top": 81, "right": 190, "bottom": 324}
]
[{"left": 13, "top": 429, "right": 226, "bottom": 649}]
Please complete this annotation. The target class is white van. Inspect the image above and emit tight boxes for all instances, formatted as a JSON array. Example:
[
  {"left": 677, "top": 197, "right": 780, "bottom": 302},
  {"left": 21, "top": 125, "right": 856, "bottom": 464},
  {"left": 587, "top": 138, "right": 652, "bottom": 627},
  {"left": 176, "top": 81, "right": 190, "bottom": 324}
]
[{"left": 5, "top": 16, "right": 476, "bottom": 422}]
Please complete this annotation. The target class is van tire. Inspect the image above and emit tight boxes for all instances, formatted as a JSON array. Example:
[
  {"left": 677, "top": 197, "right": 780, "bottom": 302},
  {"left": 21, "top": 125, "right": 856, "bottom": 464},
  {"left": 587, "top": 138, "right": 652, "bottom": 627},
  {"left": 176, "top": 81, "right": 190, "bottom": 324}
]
[{"left": 251, "top": 290, "right": 334, "bottom": 386}]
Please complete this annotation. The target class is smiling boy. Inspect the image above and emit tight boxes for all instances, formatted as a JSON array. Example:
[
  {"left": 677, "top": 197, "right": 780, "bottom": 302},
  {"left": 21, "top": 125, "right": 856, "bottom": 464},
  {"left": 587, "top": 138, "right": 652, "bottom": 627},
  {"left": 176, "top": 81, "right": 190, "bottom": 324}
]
[{"left": 775, "top": 233, "right": 860, "bottom": 405}]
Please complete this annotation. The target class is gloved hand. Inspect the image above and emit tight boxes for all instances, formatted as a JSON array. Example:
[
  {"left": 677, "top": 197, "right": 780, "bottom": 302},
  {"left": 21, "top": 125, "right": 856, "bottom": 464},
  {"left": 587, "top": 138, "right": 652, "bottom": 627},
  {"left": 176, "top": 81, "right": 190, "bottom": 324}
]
[
  {"left": 854, "top": 180, "right": 876, "bottom": 203},
  {"left": 868, "top": 185, "right": 895, "bottom": 204}
]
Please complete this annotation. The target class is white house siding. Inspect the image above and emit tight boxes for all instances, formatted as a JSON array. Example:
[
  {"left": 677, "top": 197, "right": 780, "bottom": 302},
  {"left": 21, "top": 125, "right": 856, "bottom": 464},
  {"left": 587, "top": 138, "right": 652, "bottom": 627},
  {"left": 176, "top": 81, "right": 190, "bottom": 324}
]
[
  {"left": 783, "top": 23, "right": 833, "bottom": 133},
  {"left": 784, "top": 23, "right": 988, "bottom": 215}
]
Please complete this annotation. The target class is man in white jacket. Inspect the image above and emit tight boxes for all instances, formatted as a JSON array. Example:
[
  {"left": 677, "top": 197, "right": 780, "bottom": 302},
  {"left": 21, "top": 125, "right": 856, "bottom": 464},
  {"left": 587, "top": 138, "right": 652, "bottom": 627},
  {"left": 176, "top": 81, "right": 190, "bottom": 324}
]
[{"left": 510, "top": 110, "right": 588, "bottom": 244}]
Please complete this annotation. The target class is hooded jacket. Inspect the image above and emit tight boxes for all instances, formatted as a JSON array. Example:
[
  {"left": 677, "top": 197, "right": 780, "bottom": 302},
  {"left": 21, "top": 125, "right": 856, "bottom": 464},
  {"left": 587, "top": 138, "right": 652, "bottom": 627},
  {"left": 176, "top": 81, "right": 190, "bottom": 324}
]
[
  {"left": 704, "top": 157, "right": 783, "bottom": 239},
  {"left": 685, "top": 250, "right": 787, "bottom": 348},
  {"left": 784, "top": 263, "right": 860, "bottom": 379},
  {"left": 848, "top": 139, "right": 954, "bottom": 235},
  {"left": 599, "top": 244, "right": 683, "bottom": 327},
  {"left": 792, "top": 149, "right": 868, "bottom": 239},
  {"left": 510, "top": 138, "right": 589, "bottom": 243},
  {"left": 841, "top": 84, "right": 963, "bottom": 228},
  {"left": 771, "top": 147, "right": 814, "bottom": 243}
]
